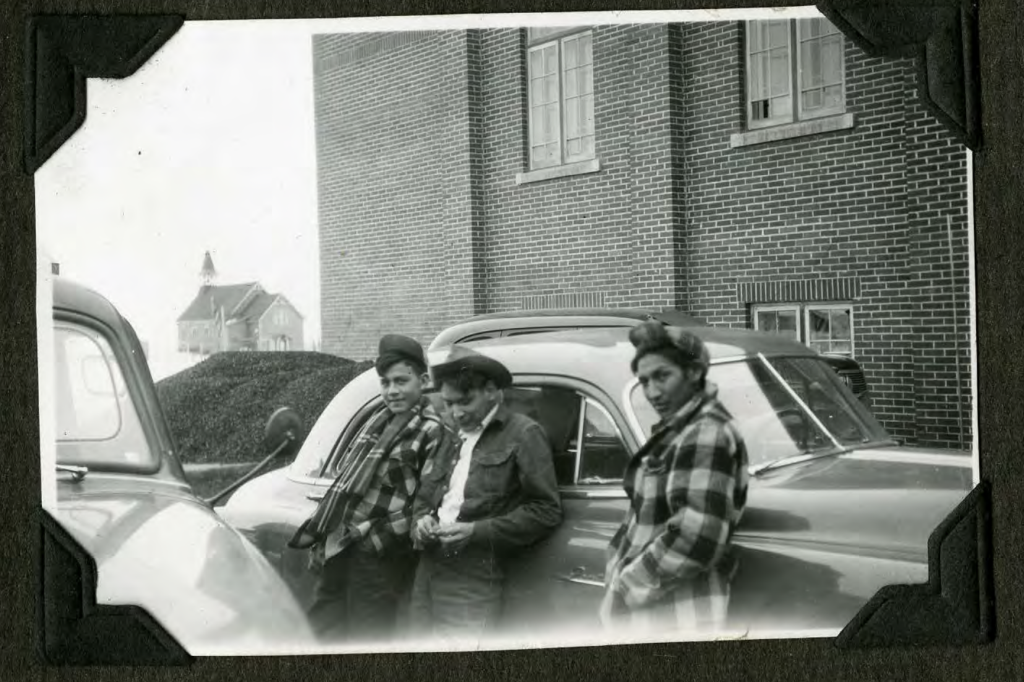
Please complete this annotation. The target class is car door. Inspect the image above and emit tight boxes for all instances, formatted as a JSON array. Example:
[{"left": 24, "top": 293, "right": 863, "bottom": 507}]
[
  {"left": 240, "top": 397, "right": 382, "bottom": 608},
  {"left": 498, "top": 379, "right": 633, "bottom": 639}
]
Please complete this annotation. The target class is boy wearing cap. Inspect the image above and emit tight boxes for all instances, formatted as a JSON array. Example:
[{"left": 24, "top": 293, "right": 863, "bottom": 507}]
[
  {"left": 408, "top": 345, "right": 562, "bottom": 642},
  {"left": 290, "top": 334, "right": 458, "bottom": 643},
  {"left": 601, "top": 321, "right": 749, "bottom": 636}
]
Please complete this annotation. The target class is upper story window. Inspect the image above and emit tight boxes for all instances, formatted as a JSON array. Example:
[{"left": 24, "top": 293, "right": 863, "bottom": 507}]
[
  {"left": 745, "top": 18, "right": 845, "bottom": 130},
  {"left": 526, "top": 27, "right": 595, "bottom": 171}
]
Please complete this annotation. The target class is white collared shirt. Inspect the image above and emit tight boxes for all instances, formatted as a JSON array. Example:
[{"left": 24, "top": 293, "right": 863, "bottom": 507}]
[{"left": 437, "top": 403, "right": 500, "bottom": 526}]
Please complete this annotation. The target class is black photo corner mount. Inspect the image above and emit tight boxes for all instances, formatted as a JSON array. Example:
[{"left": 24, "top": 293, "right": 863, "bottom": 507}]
[
  {"left": 39, "top": 509, "right": 194, "bottom": 665},
  {"left": 816, "top": 0, "right": 981, "bottom": 151},
  {"left": 29, "top": 4, "right": 988, "bottom": 664},
  {"left": 835, "top": 480, "right": 994, "bottom": 648},
  {"left": 24, "top": 14, "right": 185, "bottom": 174}
]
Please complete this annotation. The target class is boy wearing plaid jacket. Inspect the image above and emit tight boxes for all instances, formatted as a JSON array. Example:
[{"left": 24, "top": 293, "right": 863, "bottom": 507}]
[
  {"left": 290, "top": 334, "right": 458, "bottom": 643},
  {"left": 601, "top": 322, "right": 749, "bottom": 635}
]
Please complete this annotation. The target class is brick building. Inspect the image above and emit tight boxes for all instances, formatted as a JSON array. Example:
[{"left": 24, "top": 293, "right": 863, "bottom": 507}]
[{"left": 312, "top": 20, "right": 972, "bottom": 448}]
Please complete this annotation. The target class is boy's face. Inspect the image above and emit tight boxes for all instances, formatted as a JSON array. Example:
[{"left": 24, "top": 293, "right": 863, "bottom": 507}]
[
  {"left": 440, "top": 381, "right": 500, "bottom": 432},
  {"left": 379, "top": 361, "right": 428, "bottom": 415}
]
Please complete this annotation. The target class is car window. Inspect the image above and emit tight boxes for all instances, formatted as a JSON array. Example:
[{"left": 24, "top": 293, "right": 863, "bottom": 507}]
[
  {"left": 320, "top": 400, "right": 383, "bottom": 480},
  {"left": 577, "top": 398, "right": 630, "bottom": 484},
  {"left": 504, "top": 385, "right": 627, "bottom": 487},
  {"left": 54, "top": 322, "right": 156, "bottom": 469},
  {"left": 504, "top": 386, "right": 582, "bottom": 486}
]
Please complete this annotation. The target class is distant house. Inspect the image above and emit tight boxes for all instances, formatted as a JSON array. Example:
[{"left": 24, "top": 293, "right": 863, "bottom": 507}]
[{"left": 176, "top": 252, "right": 304, "bottom": 354}]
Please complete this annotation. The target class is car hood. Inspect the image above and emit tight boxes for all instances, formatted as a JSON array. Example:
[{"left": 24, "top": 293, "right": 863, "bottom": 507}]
[
  {"left": 56, "top": 477, "right": 316, "bottom": 655},
  {"left": 738, "top": 445, "right": 974, "bottom": 563}
]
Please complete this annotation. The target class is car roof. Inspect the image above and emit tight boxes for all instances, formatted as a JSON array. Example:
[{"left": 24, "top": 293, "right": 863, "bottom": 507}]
[
  {"left": 427, "top": 326, "right": 818, "bottom": 398},
  {"left": 53, "top": 277, "right": 123, "bottom": 326},
  {"left": 428, "top": 308, "right": 705, "bottom": 350}
]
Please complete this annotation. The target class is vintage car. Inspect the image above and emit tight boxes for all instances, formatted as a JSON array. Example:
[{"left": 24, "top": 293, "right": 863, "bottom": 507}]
[
  {"left": 429, "top": 308, "right": 872, "bottom": 409},
  {"left": 218, "top": 326, "right": 972, "bottom": 645},
  {"left": 46, "top": 278, "right": 316, "bottom": 655}
]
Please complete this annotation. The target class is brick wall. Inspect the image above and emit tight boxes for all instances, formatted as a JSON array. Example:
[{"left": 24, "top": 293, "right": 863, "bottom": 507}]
[
  {"left": 314, "top": 22, "right": 972, "bottom": 447},
  {"left": 313, "top": 31, "right": 482, "bottom": 359},
  {"left": 477, "top": 24, "right": 688, "bottom": 312},
  {"left": 678, "top": 22, "right": 971, "bottom": 447}
]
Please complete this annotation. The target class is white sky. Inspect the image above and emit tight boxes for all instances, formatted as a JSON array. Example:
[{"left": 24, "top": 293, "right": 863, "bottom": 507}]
[{"left": 33, "top": 8, "right": 824, "bottom": 381}]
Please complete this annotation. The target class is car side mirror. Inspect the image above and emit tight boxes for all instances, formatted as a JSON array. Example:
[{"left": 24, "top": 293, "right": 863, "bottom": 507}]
[
  {"left": 205, "top": 407, "right": 305, "bottom": 507},
  {"left": 264, "top": 406, "right": 305, "bottom": 454}
]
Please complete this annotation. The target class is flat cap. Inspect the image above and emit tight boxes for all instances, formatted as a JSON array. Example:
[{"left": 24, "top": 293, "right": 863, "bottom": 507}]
[{"left": 375, "top": 333, "right": 427, "bottom": 375}]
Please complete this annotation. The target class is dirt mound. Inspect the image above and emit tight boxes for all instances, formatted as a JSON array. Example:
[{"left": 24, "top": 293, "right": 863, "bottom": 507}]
[{"left": 156, "top": 351, "right": 374, "bottom": 466}]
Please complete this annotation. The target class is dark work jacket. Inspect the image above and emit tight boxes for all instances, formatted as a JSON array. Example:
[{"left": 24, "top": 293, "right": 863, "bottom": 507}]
[{"left": 412, "top": 403, "right": 563, "bottom": 555}]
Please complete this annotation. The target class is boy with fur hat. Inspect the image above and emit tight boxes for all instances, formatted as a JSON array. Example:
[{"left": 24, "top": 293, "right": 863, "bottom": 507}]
[
  {"left": 408, "top": 345, "right": 562, "bottom": 642},
  {"left": 601, "top": 321, "right": 749, "bottom": 636},
  {"left": 290, "top": 334, "right": 458, "bottom": 643}
]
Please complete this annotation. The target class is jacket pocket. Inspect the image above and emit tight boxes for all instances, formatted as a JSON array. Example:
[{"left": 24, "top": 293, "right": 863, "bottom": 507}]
[{"left": 470, "top": 445, "right": 518, "bottom": 499}]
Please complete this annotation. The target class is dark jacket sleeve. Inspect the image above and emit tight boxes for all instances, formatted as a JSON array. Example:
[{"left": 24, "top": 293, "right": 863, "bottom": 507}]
[{"left": 472, "top": 420, "right": 563, "bottom": 553}]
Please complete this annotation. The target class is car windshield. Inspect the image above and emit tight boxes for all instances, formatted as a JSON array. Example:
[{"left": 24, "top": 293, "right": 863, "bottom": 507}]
[{"left": 629, "top": 356, "right": 892, "bottom": 468}]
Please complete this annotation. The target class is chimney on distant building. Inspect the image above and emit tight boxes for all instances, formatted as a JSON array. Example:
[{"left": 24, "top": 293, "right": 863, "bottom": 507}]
[
  {"left": 200, "top": 251, "right": 217, "bottom": 287},
  {"left": 51, "top": 262, "right": 60, "bottom": 276}
]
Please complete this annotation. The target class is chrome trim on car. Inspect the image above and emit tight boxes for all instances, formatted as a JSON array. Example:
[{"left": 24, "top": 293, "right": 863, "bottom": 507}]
[{"left": 559, "top": 487, "right": 628, "bottom": 500}]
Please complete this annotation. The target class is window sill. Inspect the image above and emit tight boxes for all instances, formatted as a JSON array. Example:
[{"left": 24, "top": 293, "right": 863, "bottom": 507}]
[
  {"left": 730, "top": 113, "right": 856, "bottom": 149},
  {"left": 515, "top": 158, "right": 601, "bottom": 185}
]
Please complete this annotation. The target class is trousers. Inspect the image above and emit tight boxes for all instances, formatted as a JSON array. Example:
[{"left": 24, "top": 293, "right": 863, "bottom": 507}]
[
  {"left": 408, "top": 544, "right": 505, "bottom": 644},
  {"left": 307, "top": 544, "right": 417, "bottom": 644}
]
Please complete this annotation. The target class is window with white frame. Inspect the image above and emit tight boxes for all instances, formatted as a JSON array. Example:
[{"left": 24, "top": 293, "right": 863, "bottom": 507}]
[
  {"left": 745, "top": 18, "right": 845, "bottom": 129},
  {"left": 526, "top": 27, "right": 595, "bottom": 170},
  {"left": 752, "top": 303, "right": 855, "bottom": 356}
]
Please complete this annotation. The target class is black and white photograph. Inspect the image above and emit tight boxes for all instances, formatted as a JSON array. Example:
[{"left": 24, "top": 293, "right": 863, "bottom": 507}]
[{"left": 35, "top": 7, "right": 979, "bottom": 657}]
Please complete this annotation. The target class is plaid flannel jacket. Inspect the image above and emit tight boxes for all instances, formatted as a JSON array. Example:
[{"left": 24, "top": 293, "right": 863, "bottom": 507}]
[
  {"left": 323, "top": 403, "right": 453, "bottom": 558},
  {"left": 602, "top": 382, "right": 749, "bottom": 634}
]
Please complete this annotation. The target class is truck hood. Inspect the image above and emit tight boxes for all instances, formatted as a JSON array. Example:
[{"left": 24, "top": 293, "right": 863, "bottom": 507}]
[{"left": 56, "top": 476, "right": 316, "bottom": 655}]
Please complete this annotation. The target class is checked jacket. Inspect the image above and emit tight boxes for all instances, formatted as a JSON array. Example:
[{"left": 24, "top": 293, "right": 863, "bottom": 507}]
[
  {"left": 602, "top": 381, "right": 749, "bottom": 634},
  {"left": 315, "top": 400, "right": 458, "bottom": 559}
]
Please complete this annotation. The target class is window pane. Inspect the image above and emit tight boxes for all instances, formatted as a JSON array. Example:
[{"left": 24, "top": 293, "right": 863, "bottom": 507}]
[
  {"left": 578, "top": 400, "right": 630, "bottom": 484},
  {"left": 564, "top": 37, "right": 578, "bottom": 69},
  {"left": 531, "top": 78, "right": 545, "bottom": 104},
  {"left": 530, "top": 48, "right": 544, "bottom": 75},
  {"left": 770, "top": 47, "right": 790, "bottom": 97},
  {"left": 543, "top": 44, "right": 558, "bottom": 73},
  {"left": 579, "top": 32, "right": 593, "bottom": 64},
  {"left": 822, "top": 34, "right": 843, "bottom": 85},
  {"left": 544, "top": 74, "right": 559, "bottom": 103},
  {"left": 567, "top": 138, "right": 582, "bottom": 157},
  {"left": 749, "top": 50, "right": 765, "bottom": 99},
  {"left": 748, "top": 21, "right": 762, "bottom": 52},
  {"left": 503, "top": 385, "right": 582, "bottom": 486},
  {"left": 801, "top": 39, "right": 823, "bottom": 88},
  {"left": 757, "top": 309, "right": 799, "bottom": 341},
  {"left": 768, "top": 20, "right": 788, "bottom": 48},
  {"left": 802, "top": 89, "right": 823, "bottom": 111},
  {"left": 565, "top": 68, "right": 578, "bottom": 98},
  {"left": 56, "top": 327, "right": 122, "bottom": 441},
  {"left": 824, "top": 84, "right": 843, "bottom": 108},
  {"left": 565, "top": 98, "right": 580, "bottom": 138},
  {"left": 581, "top": 93, "right": 594, "bottom": 135},
  {"left": 544, "top": 103, "right": 560, "bottom": 140},
  {"left": 581, "top": 63, "right": 593, "bottom": 95}
]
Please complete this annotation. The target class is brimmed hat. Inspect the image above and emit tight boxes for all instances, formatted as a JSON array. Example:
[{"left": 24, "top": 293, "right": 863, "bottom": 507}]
[
  {"left": 629, "top": 321, "right": 709, "bottom": 370},
  {"left": 375, "top": 334, "right": 427, "bottom": 375},
  {"left": 431, "top": 344, "right": 513, "bottom": 389}
]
